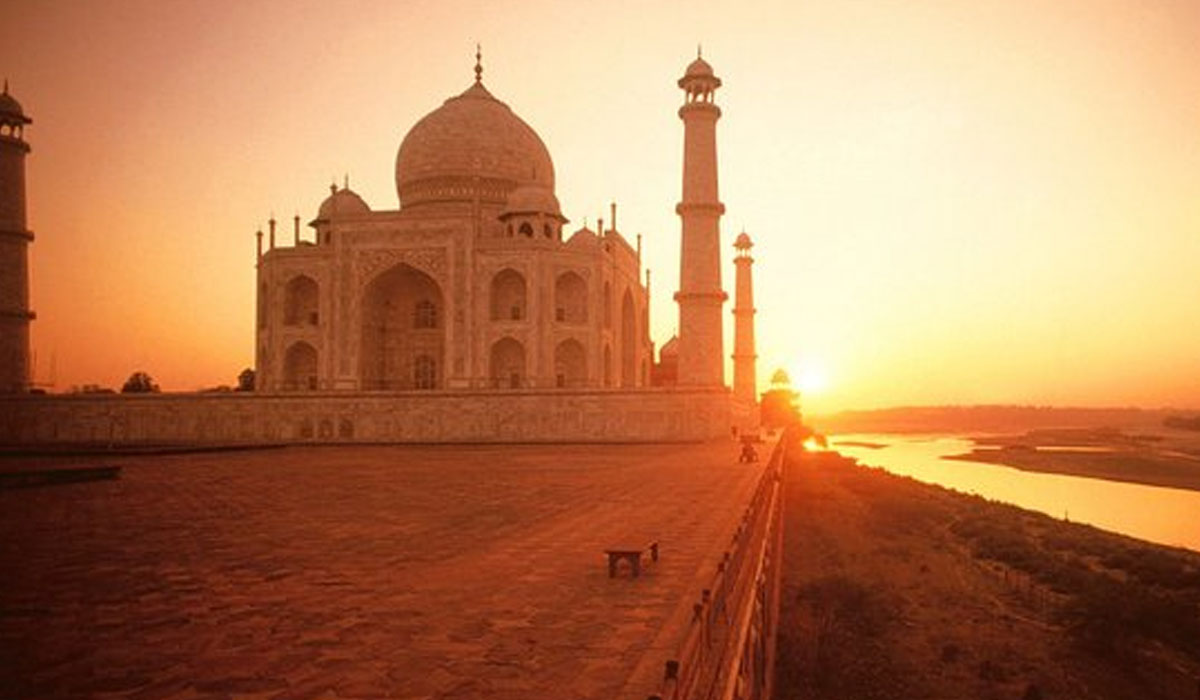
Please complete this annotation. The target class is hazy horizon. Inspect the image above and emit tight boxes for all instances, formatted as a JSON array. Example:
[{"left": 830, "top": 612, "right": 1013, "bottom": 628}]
[{"left": 3, "top": 0, "right": 1197, "bottom": 413}]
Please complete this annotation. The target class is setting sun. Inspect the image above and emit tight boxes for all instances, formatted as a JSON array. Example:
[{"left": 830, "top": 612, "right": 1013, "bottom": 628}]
[{"left": 791, "top": 362, "right": 830, "bottom": 397}]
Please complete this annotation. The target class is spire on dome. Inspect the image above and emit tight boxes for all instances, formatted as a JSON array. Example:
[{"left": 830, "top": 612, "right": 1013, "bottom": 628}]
[{"left": 474, "top": 44, "right": 483, "bottom": 84}]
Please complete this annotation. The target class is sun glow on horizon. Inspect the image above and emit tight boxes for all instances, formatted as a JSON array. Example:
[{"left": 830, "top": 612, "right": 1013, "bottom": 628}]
[
  {"left": 789, "top": 361, "right": 831, "bottom": 398},
  {"left": 5, "top": 1, "right": 1199, "bottom": 407}
]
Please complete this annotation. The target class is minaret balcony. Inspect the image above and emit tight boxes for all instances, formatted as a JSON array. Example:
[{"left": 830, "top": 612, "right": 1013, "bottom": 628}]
[{"left": 675, "top": 202, "right": 725, "bottom": 216}]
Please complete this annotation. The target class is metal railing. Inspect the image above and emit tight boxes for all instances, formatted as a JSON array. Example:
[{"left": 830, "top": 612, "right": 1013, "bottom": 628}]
[{"left": 646, "top": 434, "right": 788, "bottom": 700}]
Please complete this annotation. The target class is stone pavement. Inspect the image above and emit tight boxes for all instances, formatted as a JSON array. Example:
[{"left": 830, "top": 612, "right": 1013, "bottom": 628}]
[{"left": 0, "top": 442, "right": 766, "bottom": 700}]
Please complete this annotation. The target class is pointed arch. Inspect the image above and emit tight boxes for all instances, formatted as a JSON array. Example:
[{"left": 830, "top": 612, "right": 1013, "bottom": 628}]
[
  {"left": 283, "top": 341, "right": 318, "bottom": 391},
  {"left": 490, "top": 337, "right": 526, "bottom": 389},
  {"left": 603, "top": 280, "right": 612, "bottom": 329},
  {"left": 554, "top": 339, "right": 587, "bottom": 388},
  {"left": 360, "top": 263, "right": 444, "bottom": 390},
  {"left": 490, "top": 268, "right": 527, "bottom": 321},
  {"left": 555, "top": 271, "right": 588, "bottom": 324},
  {"left": 284, "top": 275, "right": 319, "bottom": 326},
  {"left": 621, "top": 288, "right": 637, "bottom": 387}
]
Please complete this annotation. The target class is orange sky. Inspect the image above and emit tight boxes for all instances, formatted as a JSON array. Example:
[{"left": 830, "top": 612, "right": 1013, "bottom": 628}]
[{"left": 2, "top": 0, "right": 1198, "bottom": 413}]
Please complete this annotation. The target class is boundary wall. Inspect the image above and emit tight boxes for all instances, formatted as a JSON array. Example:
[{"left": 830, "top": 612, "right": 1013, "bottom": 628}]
[{"left": 0, "top": 388, "right": 731, "bottom": 446}]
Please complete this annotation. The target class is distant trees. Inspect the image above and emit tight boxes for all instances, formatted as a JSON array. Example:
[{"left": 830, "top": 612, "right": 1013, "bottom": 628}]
[
  {"left": 236, "top": 368, "right": 255, "bottom": 392},
  {"left": 1164, "top": 415, "right": 1200, "bottom": 432},
  {"left": 761, "top": 368, "right": 801, "bottom": 429},
  {"left": 121, "top": 371, "right": 160, "bottom": 394}
]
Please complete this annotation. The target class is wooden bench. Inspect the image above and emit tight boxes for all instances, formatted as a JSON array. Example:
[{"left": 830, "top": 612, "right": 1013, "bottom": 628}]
[{"left": 605, "top": 541, "right": 659, "bottom": 578}]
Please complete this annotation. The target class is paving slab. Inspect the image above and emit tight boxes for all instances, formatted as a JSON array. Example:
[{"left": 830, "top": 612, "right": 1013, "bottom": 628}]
[{"left": 0, "top": 442, "right": 766, "bottom": 700}]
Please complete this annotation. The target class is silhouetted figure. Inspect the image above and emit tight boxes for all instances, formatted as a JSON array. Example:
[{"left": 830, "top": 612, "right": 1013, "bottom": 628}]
[{"left": 739, "top": 442, "right": 758, "bottom": 463}]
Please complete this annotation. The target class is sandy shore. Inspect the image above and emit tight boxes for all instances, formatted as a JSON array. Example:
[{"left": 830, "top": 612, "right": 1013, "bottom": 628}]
[{"left": 948, "top": 427, "right": 1200, "bottom": 492}]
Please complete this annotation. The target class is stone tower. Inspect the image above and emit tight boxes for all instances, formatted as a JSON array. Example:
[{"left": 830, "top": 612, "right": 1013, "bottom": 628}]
[
  {"left": 0, "top": 82, "right": 33, "bottom": 393},
  {"left": 732, "top": 232, "right": 757, "bottom": 407},
  {"left": 674, "top": 53, "right": 727, "bottom": 387}
]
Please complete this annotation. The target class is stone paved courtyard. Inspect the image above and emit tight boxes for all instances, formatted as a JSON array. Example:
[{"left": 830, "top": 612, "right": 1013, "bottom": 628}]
[{"left": 0, "top": 442, "right": 765, "bottom": 700}]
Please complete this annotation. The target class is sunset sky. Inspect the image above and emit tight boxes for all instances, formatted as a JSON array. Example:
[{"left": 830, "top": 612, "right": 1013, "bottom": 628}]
[{"left": 2, "top": 0, "right": 1197, "bottom": 412}]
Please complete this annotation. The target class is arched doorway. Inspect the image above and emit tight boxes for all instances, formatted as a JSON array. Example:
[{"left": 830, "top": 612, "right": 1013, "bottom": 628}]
[
  {"left": 490, "top": 269, "right": 527, "bottom": 321},
  {"left": 284, "top": 275, "right": 319, "bottom": 326},
  {"left": 555, "top": 271, "right": 588, "bottom": 324},
  {"left": 360, "top": 263, "right": 444, "bottom": 390},
  {"left": 490, "top": 337, "right": 526, "bottom": 389},
  {"left": 283, "top": 341, "right": 318, "bottom": 391},
  {"left": 554, "top": 339, "right": 587, "bottom": 388}
]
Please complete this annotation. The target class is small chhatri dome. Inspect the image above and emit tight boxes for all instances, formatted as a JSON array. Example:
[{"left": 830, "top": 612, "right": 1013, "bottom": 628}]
[
  {"left": 501, "top": 183, "right": 564, "bottom": 220},
  {"left": 685, "top": 56, "right": 714, "bottom": 79},
  {"left": 317, "top": 185, "right": 370, "bottom": 220},
  {"left": 734, "top": 232, "right": 753, "bottom": 250},
  {"left": 770, "top": 369, "right": 792, "bottom": 386},
  {"left": 678, "top": 49, "right": 722, "bottom": 93},
  {"left": 395, "top": 51, "right": 555, "bottom": 209},
  {"left": 0, "top": 80, "right": 32, "bottom": 126}
]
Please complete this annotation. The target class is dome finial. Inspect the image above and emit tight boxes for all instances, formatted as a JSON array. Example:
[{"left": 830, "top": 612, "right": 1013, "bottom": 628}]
[
  {"left": 697, "top": 44, "right": 702, "bottom": 59},
  {"left": 474, "top": 44, "right": 483, "bottom": 84}
]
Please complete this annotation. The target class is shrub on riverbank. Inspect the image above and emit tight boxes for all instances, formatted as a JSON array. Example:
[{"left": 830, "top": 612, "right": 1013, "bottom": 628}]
[{"left": 778, "top": 449, "right": 1200, "bottom": 699}]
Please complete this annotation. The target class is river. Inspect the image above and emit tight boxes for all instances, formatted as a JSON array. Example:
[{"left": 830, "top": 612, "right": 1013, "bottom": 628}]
[{"left": 830, "top": 434, "right": 1200, "bottom": 552}]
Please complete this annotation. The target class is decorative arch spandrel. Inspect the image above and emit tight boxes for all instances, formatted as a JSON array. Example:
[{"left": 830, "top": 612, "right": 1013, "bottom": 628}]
[{"left": 355, "top": 248, "right": 448, "bottom": 292}]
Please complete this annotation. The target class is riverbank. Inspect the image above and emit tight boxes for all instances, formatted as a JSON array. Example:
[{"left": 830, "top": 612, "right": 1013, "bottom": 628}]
[
  {"left": 776, "top": 449, "right": 1200, "bottom": 699},
  {"left": 949, "top": 427, "right": 1200, "bottom": 492}
]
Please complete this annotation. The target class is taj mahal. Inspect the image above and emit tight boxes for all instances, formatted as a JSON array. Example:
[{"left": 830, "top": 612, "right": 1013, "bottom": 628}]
[
  {"left": 254, "top": 53, "right": 653, "bottom": 394},
  {"left": 0, "top": 51, "right": 762, "bottom": 444}
]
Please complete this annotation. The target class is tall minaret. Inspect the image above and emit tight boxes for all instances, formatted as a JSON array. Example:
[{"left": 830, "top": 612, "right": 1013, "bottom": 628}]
[
  {"left": 0, "top": 82, "right": 34, "bottom": 393},
  {"left": 732, "top": 232, "right": 757, "bottom": 407},
  {"left": 674, "top": 52, "right": 727, "bottom": 387}
]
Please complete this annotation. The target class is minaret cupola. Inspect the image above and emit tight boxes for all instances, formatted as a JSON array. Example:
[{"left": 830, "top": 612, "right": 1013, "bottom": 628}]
[{"left": 678, "top": 51, "right": 722, "bottom": 104}]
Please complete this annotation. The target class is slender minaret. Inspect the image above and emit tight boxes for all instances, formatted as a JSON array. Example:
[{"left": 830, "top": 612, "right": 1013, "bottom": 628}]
[
  {"left": 0, "top": 82, "right": 34, "bottom": 393},
  {"left": 674, "top": 52, "right": 727, "bottom": 387},
  {"left": 732, "top": 232, "right": 757, "bottom": 407}
]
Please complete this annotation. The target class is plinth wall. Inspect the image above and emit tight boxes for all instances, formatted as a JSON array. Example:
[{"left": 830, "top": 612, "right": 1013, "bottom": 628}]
[{"left": 0, "top": 388, "right": 731, "bottom": 446}]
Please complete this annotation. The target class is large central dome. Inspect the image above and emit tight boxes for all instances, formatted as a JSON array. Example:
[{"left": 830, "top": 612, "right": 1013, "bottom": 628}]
[{"left": 395, "top": 81, "right": 555, "bottom": 209}]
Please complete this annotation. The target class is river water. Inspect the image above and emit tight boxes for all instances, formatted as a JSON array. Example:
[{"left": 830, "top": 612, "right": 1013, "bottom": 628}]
[{"left": 830, "top": 434, "right": 1200, "bottom": 552}]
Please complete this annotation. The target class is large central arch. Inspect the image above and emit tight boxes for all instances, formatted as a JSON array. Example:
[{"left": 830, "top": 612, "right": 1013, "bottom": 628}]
[{"left": 360, "top": 263, "right": 445, "bottom": 390}]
